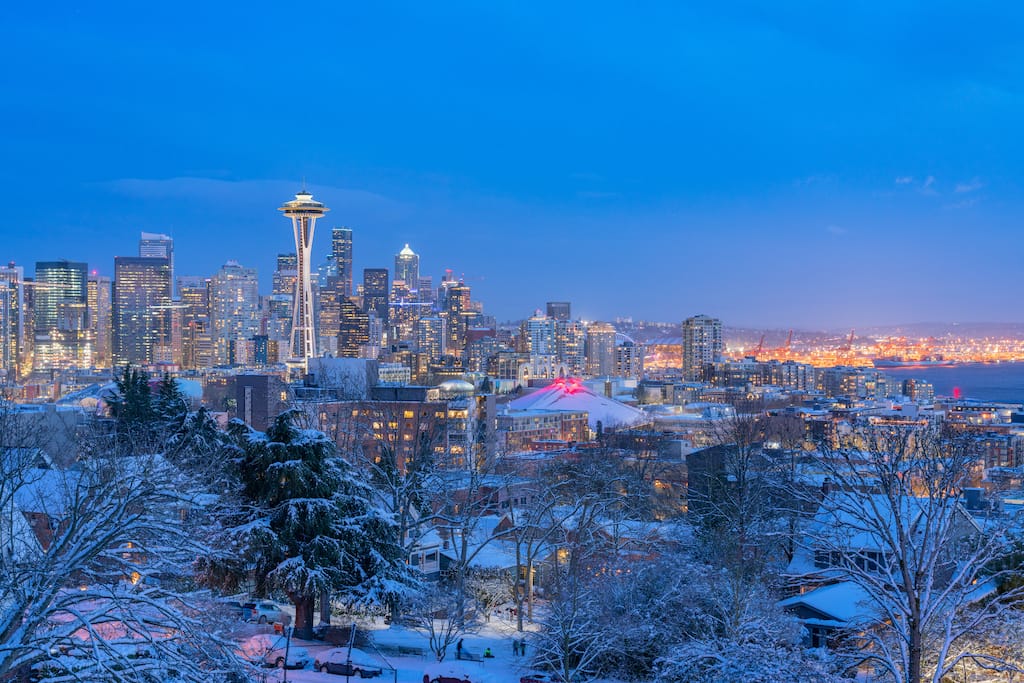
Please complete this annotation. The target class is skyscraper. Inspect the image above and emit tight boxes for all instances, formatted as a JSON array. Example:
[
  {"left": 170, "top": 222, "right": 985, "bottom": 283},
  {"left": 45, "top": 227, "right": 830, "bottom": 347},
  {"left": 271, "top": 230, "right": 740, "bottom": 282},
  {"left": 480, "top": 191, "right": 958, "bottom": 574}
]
[
  {"left": 338, "top": 298, "right": 370, "bottom": 358},
  {"left": 279, "top": 190, "right": 329, "bottom": 361},
  {"left": 112, "top": 256, "right": 171, "bottom": 366},
  {"left": 139, "top": 232, "right": 174, "bottom": 293},
  {"left": 178, "top": 276, "right": 214, "bottom": 370},
  {"left": 546, "top": 301, "right": 571, "bottom": 322},
  {"left": 87, "top": 272, "right": 111, "bottom": 368},
  {"left": 394, "top": 244, "right": 419, "bottom": 291},
  {"left": 0, "top": 263, "right": 24, "bottom": 379},
  {"left": 332, "top": 228, "right": 353, "bottom": 299},
  {"left": 33, "top": 260, "right": 92, "bottom": 370},
  {"left": 210, "top": 260, "right": 260, "bottom": 365},
  {"left": 362, "top": 268, "right": 390, "bottom": 328},
  {"left": 682, "top": 314, "right": 723, "bottom": 381}
]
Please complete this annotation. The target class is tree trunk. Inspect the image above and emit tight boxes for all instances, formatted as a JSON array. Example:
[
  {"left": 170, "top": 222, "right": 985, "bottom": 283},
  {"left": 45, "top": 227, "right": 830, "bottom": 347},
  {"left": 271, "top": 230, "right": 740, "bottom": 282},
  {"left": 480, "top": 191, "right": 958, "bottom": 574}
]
[
  {"left": 319, "top": 589, "right": 331, "bottom": 625},
  {"left": 291, "top": 593, "right": 315, "bottom": 640},
  {"left": 908, "top": 624, "right": 922, "bottom": 683}
]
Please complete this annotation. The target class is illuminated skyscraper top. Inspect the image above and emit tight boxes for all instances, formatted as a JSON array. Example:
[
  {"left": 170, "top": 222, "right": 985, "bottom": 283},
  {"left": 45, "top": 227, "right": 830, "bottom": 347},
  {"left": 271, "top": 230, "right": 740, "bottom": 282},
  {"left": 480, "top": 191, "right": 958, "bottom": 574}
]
[
  {"left": 394, "top": 243, "right": 419, "bottom": 291},
  {"left": 279, "top": 190, "right": 329, "bottom": 361}
]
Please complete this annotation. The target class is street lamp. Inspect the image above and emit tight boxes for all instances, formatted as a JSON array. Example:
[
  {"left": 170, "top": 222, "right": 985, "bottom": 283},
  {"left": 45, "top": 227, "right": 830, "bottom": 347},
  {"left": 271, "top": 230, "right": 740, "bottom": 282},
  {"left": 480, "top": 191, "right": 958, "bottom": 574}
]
[{"left": 282, "top": 625, "right": 294, "bottom": 682}]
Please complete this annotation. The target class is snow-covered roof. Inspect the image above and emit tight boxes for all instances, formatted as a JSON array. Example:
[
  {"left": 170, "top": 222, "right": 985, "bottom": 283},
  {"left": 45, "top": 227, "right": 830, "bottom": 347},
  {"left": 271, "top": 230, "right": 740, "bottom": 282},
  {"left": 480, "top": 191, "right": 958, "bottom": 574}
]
[
  {"left": 506, "top": 377, "right": 649, "bottom": 430},
  {"left": 787, "top": 491, "right": 983, "bottom": 577},
  {"left": 778, "top": 581, "right": 876, "bottom": 626}
]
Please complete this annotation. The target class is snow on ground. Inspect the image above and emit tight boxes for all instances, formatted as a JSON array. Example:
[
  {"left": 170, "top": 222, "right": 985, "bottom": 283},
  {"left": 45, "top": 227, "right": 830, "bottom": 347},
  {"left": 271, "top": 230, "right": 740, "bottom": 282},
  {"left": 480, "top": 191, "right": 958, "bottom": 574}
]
[{"left": 257, "top": 616, "right": 542, "bottom": 683}]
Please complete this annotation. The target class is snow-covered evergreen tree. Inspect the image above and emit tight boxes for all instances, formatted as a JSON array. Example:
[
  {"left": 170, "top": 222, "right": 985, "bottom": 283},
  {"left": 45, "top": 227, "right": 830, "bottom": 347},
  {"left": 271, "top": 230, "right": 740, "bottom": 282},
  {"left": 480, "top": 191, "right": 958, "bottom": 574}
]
[{"left": 201, "top": 411, "right": 415, "bottom": 639}]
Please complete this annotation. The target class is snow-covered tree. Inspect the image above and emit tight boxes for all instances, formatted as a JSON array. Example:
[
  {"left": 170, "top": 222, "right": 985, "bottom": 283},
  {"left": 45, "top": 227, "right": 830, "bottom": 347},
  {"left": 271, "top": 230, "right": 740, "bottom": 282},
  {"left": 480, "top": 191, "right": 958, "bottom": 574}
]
[
  {"left": 465, "top": 567, "right": 508, "bottom": 621},
  {"left": 408, "top": 583, "right": 476, "bottom": 662},
  {"left": 689, "top": 413, "right": 791, "bottom": 578},
  {"left": 200, "top": 411, "right": 413, "bottom": 639},
  {"left": 0, "top": 425, "right": 241, "bottom": 681},
  {"left": 793, "top": 426, "right": 1024, "bottom": 683}
]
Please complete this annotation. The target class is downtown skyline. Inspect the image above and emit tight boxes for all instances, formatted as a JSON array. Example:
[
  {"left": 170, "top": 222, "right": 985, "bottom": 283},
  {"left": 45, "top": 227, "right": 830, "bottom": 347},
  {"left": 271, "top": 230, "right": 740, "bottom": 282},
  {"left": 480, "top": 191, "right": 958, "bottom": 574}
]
[{"left": 2, "top": 2, "right": 1022, "bottom": 328}]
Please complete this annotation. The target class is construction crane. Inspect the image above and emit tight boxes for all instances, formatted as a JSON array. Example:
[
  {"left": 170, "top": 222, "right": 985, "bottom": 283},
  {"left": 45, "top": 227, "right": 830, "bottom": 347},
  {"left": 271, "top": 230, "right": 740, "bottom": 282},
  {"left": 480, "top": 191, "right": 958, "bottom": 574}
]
[
  {"left": 754, "top": 334, "right": 765, "bottom": 358},
  {"left": 839, "top": 329, "right": 855, "bottom": 355}
]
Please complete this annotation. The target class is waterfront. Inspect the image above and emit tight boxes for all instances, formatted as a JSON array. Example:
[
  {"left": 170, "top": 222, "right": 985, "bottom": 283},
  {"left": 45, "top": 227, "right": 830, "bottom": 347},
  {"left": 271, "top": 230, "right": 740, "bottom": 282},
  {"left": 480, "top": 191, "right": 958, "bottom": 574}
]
[{"left": 882, "top": 362, "right": 1024, "bottom": 404}]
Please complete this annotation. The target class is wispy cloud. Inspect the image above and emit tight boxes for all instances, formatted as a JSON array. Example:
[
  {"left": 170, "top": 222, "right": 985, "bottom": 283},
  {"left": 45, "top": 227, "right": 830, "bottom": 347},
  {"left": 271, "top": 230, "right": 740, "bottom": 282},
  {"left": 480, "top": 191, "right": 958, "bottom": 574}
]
[
  {"left": 921, "top": 175, "right": 938, "bottom": 195},
  {"left": 825, "top": 224, "right": 847, "bottom": 236},
  {"left": 944, "top": 198, "right": 978, "bottom": 210},
  {"left": 577, "top": 190, "right": 621, "bottom": 200},
  {"left": 895, "top": 176, "right": 914, "bottom": 185},
  {"left": 793, "top": 174, "right": 832, "bottom": 188},
  {"left": 954, "top": 177, "right": 984, "bottom": 193}
]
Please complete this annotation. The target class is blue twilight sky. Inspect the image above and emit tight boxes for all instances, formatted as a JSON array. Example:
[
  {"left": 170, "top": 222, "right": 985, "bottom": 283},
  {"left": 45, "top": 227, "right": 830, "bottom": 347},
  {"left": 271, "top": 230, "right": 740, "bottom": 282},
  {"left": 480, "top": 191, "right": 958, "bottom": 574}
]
[{"left": 1, "top": 1, "right": 1022, "bottom": 329}]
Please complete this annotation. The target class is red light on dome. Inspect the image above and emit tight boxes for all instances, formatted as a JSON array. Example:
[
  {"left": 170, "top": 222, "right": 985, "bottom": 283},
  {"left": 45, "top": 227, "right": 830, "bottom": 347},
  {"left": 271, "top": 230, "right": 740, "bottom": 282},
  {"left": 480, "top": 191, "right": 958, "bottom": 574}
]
[
  {"left": 552, "top": 377, "right": 584, "bottom": 394},
  {"left": 953, "top": 386, "right": 962, "bottom": 399}
]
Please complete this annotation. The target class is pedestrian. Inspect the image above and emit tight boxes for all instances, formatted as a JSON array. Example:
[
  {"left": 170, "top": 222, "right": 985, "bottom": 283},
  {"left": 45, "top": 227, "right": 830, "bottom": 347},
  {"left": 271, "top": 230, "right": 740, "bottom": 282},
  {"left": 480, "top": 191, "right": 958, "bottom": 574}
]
[
  {"left": 456, "top": 638, "right": 463, "bottom": 660},
  {"left": 512, "top": 639, "right": 519, "bottom": 656},
  {"left": 520, "top": 638, "right": 527, "bottom": 657},
  {"left": 484, "top": 647, "right": 493, "bottom": 658}
]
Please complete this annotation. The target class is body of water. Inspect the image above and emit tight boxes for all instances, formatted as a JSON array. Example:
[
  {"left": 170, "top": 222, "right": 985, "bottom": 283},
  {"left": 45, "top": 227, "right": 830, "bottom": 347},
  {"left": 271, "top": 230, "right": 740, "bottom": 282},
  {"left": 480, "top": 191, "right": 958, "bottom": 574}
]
[{"left": 880, "top": 361, "right": 1024, "bottom": 404}]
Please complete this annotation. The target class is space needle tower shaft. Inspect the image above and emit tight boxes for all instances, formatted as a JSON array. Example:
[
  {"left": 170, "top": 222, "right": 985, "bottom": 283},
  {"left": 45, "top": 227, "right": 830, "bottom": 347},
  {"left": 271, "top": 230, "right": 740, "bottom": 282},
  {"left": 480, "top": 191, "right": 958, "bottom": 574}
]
[{"left": 278, "top": 189, "right": 329, "bottom": 362}]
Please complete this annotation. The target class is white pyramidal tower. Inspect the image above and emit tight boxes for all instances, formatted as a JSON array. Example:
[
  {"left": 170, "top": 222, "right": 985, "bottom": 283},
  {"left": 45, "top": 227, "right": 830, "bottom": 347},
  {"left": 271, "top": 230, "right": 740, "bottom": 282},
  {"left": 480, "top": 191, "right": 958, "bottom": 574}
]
[{"left": 278, "top": 189, "right": 329, "bottom": 361}]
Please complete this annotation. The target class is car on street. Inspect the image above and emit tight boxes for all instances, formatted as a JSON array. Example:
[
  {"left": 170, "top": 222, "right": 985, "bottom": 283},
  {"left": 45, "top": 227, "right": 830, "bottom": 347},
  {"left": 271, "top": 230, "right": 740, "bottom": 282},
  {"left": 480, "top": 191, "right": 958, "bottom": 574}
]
[
  {"left": 240, "top": 633, "right": 310, "bottom": 669},
  {"left": 314, "top": 647, "right": 384, "bottom": 677},
  {"left": 248, "top": 600, "right": 287, "bottom": 624}
]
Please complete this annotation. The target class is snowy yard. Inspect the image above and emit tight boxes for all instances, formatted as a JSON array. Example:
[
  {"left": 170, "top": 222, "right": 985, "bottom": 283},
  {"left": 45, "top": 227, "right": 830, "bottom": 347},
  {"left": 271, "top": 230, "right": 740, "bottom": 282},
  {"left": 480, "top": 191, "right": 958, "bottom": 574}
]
[{"left": 252, "top": 618, "right": 544, "bottom": 683}]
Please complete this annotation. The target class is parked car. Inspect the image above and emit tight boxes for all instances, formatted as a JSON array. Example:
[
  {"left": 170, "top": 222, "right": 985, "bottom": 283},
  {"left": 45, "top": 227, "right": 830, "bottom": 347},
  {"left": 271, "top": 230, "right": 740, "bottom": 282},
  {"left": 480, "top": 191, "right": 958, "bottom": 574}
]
[
  {"left": 423, "top": 662, "right": 474, "bottom": 683},
  {"left": 521, "top": 673, "right": 568, "bottom": 683},
  {"left": 240, "top": 633, "right": 310, "bottom": 669},
  {"left": 216, "top": 598, "right": 254, "bottom": 621},
  {"left": 314, "top": 647, "right": 384, "bottom": 677},
  {"left": 248, "top": 601, "right": 287, "bottom": 625}
]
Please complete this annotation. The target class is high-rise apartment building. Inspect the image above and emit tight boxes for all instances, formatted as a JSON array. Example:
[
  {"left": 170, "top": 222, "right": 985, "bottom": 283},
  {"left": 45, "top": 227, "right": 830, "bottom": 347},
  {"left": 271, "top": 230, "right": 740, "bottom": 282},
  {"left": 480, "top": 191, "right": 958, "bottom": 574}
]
[
  {"left": 585, "top": 321, "right": 617, "bottom": 377},
  {"left": 87, "top": 273, "right": 111, "bottom": 368},
  {"left": 615, "top": 341, "right": 644, "bottom": 379},
  {"left": 33, "top": 260, "right": 92, "bottom": 370},
  {"left": 394, "top": 244, "right": 419, "bottom": 291},
  {"left": 0, "top": 263, "right": 24, "bottom": 379},
  {"left": 112, "top": 256, "right": 171, "bottom": 367},
  {"left": 442, "top": 280, "right": 471, "bottom": 356},
  {"left": 210, "top": 261, "right": 260, "bottom": 365},
  {"left": 332, "top": 228, "right": 353, "bottom": 299},
  {"left": 524, "top": 312, "right": 557, "bottom": 356},
  {"left": 415, "top": 316, "right": 446, "bottom": 361},
  {"left": 546, "top": 301, "right": 571, "bottom": 322},
  {"left": 279, "top": 191, "right": 329, "bottom": 361},
  {"left": 682, "top": 314, "right": 723, "bottom": 381},
  {"left": 556, "top": 319, "right": 586, "bottom": 376},
  {"left": 362, "top": 268, "right": 390, "bottom": 329}
]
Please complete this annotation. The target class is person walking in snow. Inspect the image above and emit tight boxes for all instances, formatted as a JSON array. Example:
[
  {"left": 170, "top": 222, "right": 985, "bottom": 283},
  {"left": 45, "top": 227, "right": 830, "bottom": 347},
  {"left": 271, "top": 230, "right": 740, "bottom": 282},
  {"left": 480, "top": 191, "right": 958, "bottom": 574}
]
[
  {"left": 513, "top": 639, "right": 520, "bottom": 656},
  {"left": 456, "top": 639, "right": 463, "bottom": 660}
]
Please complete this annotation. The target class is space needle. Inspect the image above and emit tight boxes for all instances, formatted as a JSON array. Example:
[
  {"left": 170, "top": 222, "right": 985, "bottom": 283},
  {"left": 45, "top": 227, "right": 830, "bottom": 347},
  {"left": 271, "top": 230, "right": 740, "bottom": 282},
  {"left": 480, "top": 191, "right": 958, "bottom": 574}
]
[{"left": 279, "top": 188, "right": 329, "bottom": 363}]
